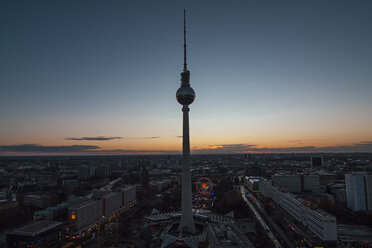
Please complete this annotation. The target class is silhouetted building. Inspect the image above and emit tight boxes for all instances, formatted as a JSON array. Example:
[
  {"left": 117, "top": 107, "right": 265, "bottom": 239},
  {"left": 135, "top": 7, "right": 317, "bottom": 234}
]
[
  {"left": 77, "top": 165, "right": 89, "bottom": 180},
  {"left": 0, "top": 200, "right": 23, "bottom": 230},
  {"left": 233, "top": 176, "right": 240, "bottom": 192},
  {"left": 311, "top": 156, "right": 323, "bottom": 168},
  {"left": 23, "top": 194, "right": 52, "bottom": 209},
  {"left": 141, "top": 165, "right": 150, "bottom": 196},
  {"left": 96, "top": 165, "right": 108, "bottom": 178}
]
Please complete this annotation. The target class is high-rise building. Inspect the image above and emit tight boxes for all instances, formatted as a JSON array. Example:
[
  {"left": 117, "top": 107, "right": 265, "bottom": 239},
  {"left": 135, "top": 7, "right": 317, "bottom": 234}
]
[
  {"left": 311, "top": 156, "right": 323, "bottom": 168},
  {"left": 345, "top": 173, "right": 372, "bottom": 211},
  {"left": 77, "top": 165, "right": 89, "bottom": 180},
  {"left": 96, "top": 165, "right": 107, "bottom": 178},
  {"left": 141, "top": 165, "right": 149, "bottom": 196},
  {"left": 367, "top": 174, "right": 372, "bottom": 210}
]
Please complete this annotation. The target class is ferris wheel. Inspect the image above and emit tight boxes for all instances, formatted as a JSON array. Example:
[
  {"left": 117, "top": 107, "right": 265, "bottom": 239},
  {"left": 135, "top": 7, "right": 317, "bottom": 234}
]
[
  {"left": 196, "top": 177, "right": 213, "bottom": 196},
  {"left": 194, "top": 177, "right": 214, "bottom": 210}
]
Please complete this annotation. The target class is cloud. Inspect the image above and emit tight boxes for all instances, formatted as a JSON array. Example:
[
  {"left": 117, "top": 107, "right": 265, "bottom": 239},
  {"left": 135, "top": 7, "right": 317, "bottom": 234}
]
[
  {"left": 288, "top": 139, "right": 301, "bottom": 143},
  {"left": 2, "top": 141, "right": 371, "bottom": 156},
  {"left": 65, "top": 136, "right": 122, "bottom": 141},
  {"left": 0, "top": 144, "right": 179, "bottom": 155},
  {"left": 192, "top": 142, "right": 372, "bottom": 154},
  {"left": 192, "top": 144, "right": 256, "bottom": 154},
  {"left": 91, "top": 149, "right": 179, "bottom": 155},
  {"left": 0, "top": 144, "right": 100, "bottom": 153},
  {"left": 65, "top": 136, "right": 160, "bottom": 141},
  {"left": 358, "top": 141, "right": 372, "bottom": 144}
]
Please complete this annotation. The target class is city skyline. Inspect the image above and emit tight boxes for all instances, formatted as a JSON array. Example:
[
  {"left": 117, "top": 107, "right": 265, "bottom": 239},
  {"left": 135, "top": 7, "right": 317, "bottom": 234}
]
[{"left": 1, "top": 0, "right": 372, "bottom": 156}]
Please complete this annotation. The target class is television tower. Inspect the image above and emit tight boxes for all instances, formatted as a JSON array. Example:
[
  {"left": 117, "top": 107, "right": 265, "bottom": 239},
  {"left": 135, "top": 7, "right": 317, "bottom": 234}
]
[{"left": 176, "top": 9, "right": 196, "bottom": 234}]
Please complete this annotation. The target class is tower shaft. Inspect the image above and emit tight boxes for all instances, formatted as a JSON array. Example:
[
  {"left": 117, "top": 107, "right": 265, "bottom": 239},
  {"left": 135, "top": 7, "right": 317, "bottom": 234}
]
[{"left": 179, "top": 105, "right": 196, "bottom": 233}]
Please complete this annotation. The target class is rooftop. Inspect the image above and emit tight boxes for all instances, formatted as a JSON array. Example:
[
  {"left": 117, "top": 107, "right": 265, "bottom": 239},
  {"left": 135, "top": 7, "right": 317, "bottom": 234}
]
[
  {"left": 208, "top": 223, "right": 255, "bottom": 248},
  {"left": 275, "top": 186, "right": 335, "bottom": 219},
  {"left": 11, "top": 221, "right": 62, "bottom": 236},
  {"left": 145, "top": 211, "right": 234, "bottom": 224},
  {"left": 70, "top": 200, "right": 95, "bottom": 210},
  {"left": 338, "top": 224, "right": 372, "bottom": 241}
]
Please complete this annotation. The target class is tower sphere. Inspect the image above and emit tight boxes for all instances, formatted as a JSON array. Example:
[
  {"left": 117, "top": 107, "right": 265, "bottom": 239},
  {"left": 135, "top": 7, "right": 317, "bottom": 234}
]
[{"left": 176, "top": 86, "right": 195, "bottom": 105}]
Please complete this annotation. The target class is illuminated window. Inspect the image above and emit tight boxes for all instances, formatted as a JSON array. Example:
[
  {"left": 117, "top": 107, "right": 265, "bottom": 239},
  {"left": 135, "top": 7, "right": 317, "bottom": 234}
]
[{"left": 71, "top": 214, "right": 76, "bottom": 220}]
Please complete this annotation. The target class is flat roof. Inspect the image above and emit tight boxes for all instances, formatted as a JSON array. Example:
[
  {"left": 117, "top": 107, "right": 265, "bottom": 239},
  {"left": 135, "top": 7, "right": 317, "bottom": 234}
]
[
  {"left": 70, "top": 200, "right": 96, "bottom": 210},
  {"left": 145, "top": 211, "right": 234, "bottom": 224},
  {"left": 11, "top": 221, "right": 62, "bottom": 236},
  {"left": 208, "top": 223, "right": 254, "bottom": 247},
  {"left": 338, "top": 224, "right": 372, "bottom": 238}
]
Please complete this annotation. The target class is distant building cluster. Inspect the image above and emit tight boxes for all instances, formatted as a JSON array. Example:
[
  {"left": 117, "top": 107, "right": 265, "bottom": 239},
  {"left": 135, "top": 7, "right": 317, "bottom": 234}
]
[
  {"left": 237, "top": 153, "right": 372, "bottom": 248},
  {"left": 0, "top": 153, "right": 371, "bottom": 248}
]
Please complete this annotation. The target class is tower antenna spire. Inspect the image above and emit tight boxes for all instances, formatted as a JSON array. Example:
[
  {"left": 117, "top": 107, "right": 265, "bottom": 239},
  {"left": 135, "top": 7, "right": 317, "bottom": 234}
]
[{"left": 183, "top": 9, "right": 187, "bottom": 71}]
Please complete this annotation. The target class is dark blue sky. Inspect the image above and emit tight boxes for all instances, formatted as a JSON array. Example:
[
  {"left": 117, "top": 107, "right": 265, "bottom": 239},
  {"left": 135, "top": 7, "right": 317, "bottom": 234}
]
[{"left": 1, "top": 0, "right": 372, "bottom": 155}]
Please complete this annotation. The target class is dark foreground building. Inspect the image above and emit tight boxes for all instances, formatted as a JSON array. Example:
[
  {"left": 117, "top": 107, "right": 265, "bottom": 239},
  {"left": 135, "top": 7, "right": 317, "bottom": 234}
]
[{"left": 6, "top": 221, "right": 62, "bottom": 248}]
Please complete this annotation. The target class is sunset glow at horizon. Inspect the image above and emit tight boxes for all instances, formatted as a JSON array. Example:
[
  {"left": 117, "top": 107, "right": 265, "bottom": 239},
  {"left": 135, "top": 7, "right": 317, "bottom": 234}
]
[{"left": 1, "top": 1, "right": 372, "bottom": 156}]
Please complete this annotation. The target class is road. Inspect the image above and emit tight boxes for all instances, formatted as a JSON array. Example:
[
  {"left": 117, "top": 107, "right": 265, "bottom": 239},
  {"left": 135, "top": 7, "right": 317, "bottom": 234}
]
[{"left": 241, "top": 186, "right": 283, "bottom": 248}]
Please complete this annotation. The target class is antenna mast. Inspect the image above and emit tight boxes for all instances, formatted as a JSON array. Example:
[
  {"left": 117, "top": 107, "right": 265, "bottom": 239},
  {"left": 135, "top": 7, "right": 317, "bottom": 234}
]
[{"left": 183, "top": 9, "right": 187, "bottom": 71}]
